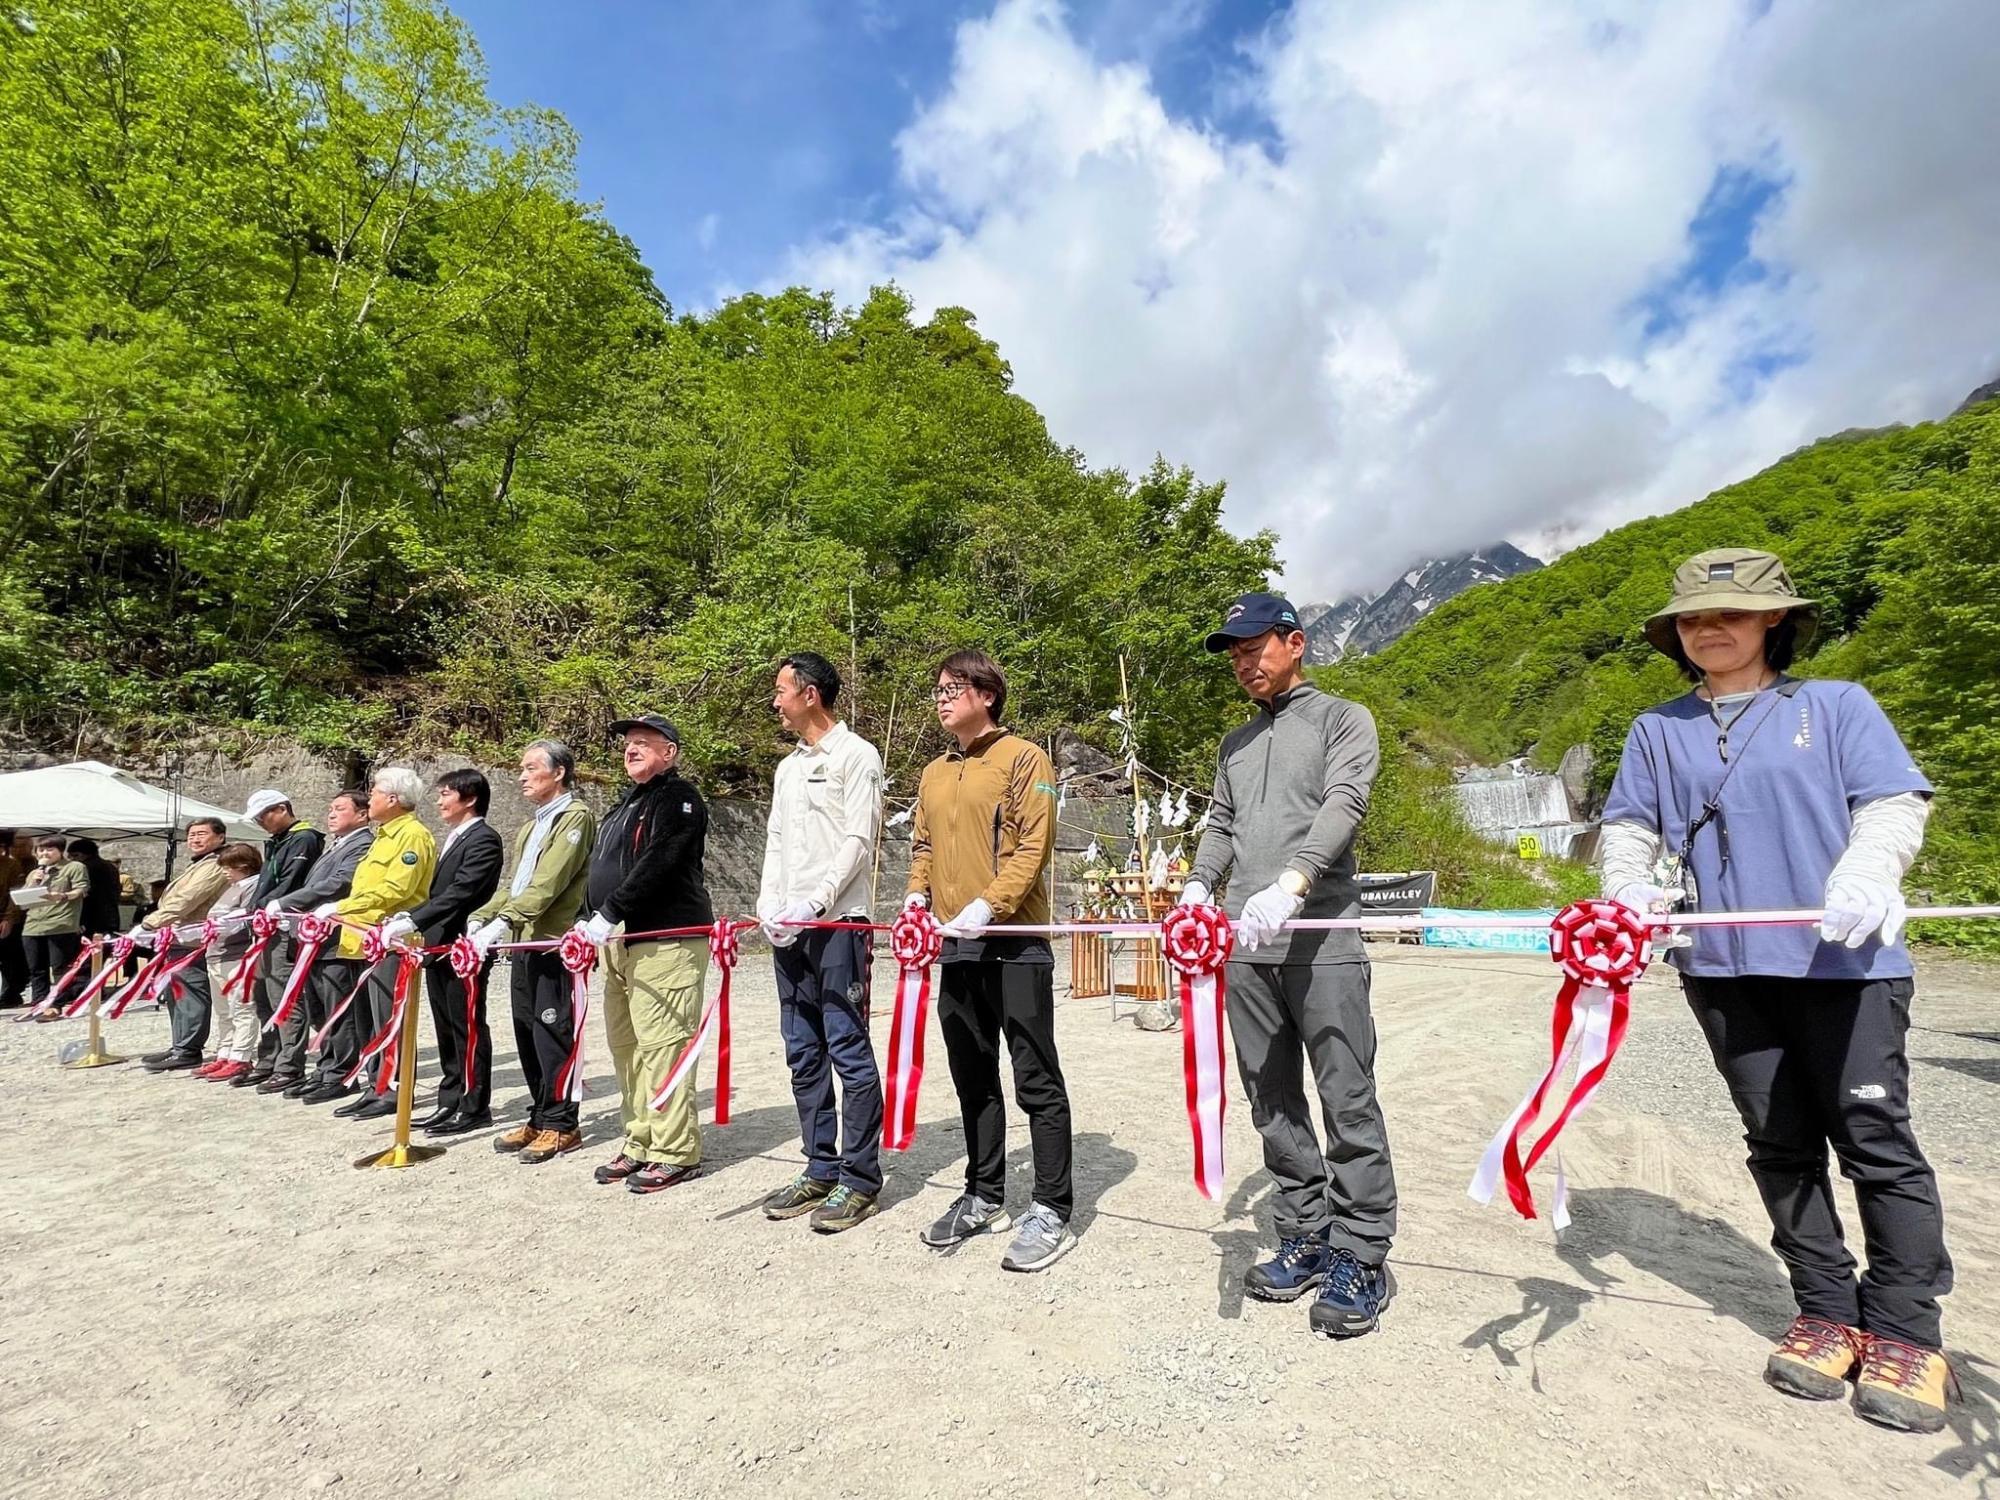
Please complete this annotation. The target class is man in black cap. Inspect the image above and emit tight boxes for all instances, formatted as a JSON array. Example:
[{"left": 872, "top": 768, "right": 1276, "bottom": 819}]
[
  {"left": 1184, "top": 592, "right": 1397, "bottom": 1339},
  {"left": 577, "top": 714, "right": 716, "bottom": 1195}
]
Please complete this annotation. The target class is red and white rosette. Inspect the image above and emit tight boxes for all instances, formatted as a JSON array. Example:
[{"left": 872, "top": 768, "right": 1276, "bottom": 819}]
[
  {"left": 645, "top": 921, "right": 744, "bottom": 1122},
  {"left": 1163, "top": 902, "right": 1236, "bottom": 1200},
  {"left": 346, "top": 944, "right": 423, "bottom": 1095},
  {"left": 316, "top": 923, "right": 387, "bottom": 1055},
  {"left": 22, "top": 943, "right": 98, "bottom": 1021},
  {"left": 551, "top": 928, "right": 597, "bottom": 1105},
  {"left": 268, "top": 913, "right": 332, "bottom": 1033},
  {"left": 63, "top": 937, "right": 136, "bottom": 1019},
  {"left": 144, "top": 917, "right": 221, "bottom": 1008},
  {"left": 880, "top": 905, "right": 944, "bottom": 1152},
  {"left": 1469, "top": 899, "right": 1648, "bottom": 1227},
  {"left": 224, "top": 908, "right": 280, "bottom": 1004},
  {"left": 448, "top": 935, "right": 484, "bottom": 1092}
]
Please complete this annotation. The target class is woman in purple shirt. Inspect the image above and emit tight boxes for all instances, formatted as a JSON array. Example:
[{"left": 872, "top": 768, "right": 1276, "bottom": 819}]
[{"left": 1599, "top": 547, "right": 1953, "bottom": 1434}]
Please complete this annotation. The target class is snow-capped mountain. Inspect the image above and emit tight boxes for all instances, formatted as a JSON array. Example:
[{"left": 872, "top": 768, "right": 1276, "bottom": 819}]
[{"left": 1302, "top": 543, "right": 1543, "bottom": 664}]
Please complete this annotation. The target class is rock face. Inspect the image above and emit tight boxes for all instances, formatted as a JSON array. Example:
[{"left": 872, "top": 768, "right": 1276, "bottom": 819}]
[
  {"left": 1954, "top": 373, "right": 2000, "bottom": 415},
  {"left": 1301, "top": 543, "right": 1543, "bottom": 664}
]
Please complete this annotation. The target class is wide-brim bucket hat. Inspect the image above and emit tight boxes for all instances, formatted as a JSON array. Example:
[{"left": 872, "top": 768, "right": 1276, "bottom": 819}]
[{"left": 1643, "top": 547, "right": 1820, "bottom": 657}]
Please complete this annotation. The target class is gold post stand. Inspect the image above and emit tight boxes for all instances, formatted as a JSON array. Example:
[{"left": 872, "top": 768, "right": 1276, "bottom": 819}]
[
  {"left": 354, "top": 967, "right": 445, "bottom": 1170},
  {"left": 63, "top": 951, "right": 125, "bottom": 1069}
]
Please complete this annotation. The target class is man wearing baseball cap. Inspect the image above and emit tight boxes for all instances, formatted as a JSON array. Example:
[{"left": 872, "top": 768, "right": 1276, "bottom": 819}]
[
  {"left": 238, "top": 790, "right": 323, "bottom": 1089},
  {"left": 1184, "top": 591, "right": 1397, "bottom": 1339},
  {"left": 577, "top": 713, "right": 716, "bottom": 1195}
]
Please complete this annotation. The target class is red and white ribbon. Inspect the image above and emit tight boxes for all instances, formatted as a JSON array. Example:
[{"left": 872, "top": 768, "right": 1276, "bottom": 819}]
[
  {"left": 63, "top": 937, "right": 136, "bottom": 1018},
  {"left": 645, "top": 924, "right": 744, "bottom": 1120},
  {"left": 317, "top": 925, "right": 388, "bottom": 1055},
  {"left": 1469, "top": 899, "right": 1647, "bottom": 1227},
  {"left": 448, "top": 935, "right": 484, "bottom": 1093},
  {"left": 552, "top": 928, "right": 597, "bottom": 1105},
  {"left": 224, "top": 908, "right": 280, "bottom": 1004},
  {"left": 880, "top": 905, "right": 943, "bottom": 1152},
  {"left": 267, "top": 913, "right": 331, "bottom": 1033},
  {"left": 21, "top": 943, "right": 98, "bottom": 1020},
  {"left": 345, "top": 947, "right": 422, "bottom": 1095},
  {"left": 1162, "top": 902, "right": 1236, "bottom": 1201}
]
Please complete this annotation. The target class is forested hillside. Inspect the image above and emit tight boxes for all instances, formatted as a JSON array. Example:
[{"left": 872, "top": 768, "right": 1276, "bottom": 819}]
[
  {"left": 0, "top": 0, "right": 1272, "bottom": 789},
  {"left": 1331, "top": 399, "right": 2000, "bottom": 934}
]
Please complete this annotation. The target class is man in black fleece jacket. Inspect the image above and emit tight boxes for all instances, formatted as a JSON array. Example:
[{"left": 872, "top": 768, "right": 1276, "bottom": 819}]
[{"left": 576, "top": 714, "right": 716, "bottom": 1194}]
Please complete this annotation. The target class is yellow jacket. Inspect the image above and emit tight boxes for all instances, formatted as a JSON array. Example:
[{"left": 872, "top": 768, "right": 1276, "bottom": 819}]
[
  {"left": 908, "top": 729, "right": 1058, "bottom": 926},
  {"left": 333, "top": 812, "right": 437, "bottom": 958}
]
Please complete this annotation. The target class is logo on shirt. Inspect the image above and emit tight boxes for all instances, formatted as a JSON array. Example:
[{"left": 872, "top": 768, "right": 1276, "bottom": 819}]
[
  {"left": 1849, "top": 1084, "right": 1887, "bottom": 1101},
  {"left": 400, "top": 850, "right": 418, "bottom": 865},
  {"left": 682, "top": 802, "right": 693, "bottom": 814},
  {"left": 1793, "top": 704, "right": 1812, "bottom": 750},
  {"left": 567, "top": 828, "right": 582, "bottom": 844}
]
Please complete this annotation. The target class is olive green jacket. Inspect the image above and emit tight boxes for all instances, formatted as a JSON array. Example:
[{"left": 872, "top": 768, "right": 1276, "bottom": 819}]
[{"left": 472, "top": 800, "right": 597, "bottom": 940}]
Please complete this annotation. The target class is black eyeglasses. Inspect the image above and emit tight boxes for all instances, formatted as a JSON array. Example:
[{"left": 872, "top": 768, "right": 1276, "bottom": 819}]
[{"left": 932, "top": 682, "right": 969, "bottom": 704}]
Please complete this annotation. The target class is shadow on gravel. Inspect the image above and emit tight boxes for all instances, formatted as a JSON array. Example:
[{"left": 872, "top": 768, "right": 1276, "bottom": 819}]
[
  {"left": 1930, "top": 1349, "right": 2000, "bottom": 1492},
  {"left": 1915, "top": 1055, "right": 2000, "bottom": 1085},
  {"left": 1460, "top": 1278, "right": 1593, "bottom": 1393},
  {"left": 1210, "top": 1177, "right": 1279, "bottom": 1321}
]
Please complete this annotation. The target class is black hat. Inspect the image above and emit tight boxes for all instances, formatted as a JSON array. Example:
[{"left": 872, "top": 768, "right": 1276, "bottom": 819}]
[
  {"left": 608, "top": 713, "right": 681, "bottom": 744},
  {"left": 1203, "top": 592, "right": 1304, "bottom": 653}
]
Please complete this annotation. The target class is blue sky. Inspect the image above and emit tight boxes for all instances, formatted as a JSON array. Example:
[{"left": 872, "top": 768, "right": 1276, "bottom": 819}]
[{"left": 467, "top": 0, "right": 1287, "bottom": 309}]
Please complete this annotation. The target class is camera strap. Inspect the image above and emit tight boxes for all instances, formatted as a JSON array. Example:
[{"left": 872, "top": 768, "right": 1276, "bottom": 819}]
[{"left": 1672, "top": 675, "right": 1803, "bottom": 880}]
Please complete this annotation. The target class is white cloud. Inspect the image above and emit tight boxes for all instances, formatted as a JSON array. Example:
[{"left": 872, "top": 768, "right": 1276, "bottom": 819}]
[{"left": 785, "top": 0, "right": 2000, "bottom": 599}]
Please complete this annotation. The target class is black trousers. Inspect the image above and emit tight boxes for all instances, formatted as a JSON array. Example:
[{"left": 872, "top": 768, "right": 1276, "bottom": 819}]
[
  {"left": 427, "top": 954, "right": 493, "bottom": 1115},
  {"left": 936, "top": 959, "right": 1073, "bottom": 1220},
  {"left": 1683, "top": 972, "right": 1952, "bottom": 1348},
  {"left": 511, "top": 949, "right": 577, "bottom": 1132},
  {"left": 314, "top": 958, "right": 368, "bottom": 1084},
  {"left": 24, "top": 932, "right": 82, "bottom": 1008}
]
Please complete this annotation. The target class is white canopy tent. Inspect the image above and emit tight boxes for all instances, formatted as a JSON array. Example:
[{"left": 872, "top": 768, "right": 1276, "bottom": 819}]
[{"left": 0, "top": 762, "right": 260, "bottom": 875}]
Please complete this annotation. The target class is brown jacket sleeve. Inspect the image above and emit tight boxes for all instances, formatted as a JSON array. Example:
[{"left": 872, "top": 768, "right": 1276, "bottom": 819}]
[
  {"left": 906, "top": 761, "right": 935, "bottom": 903},
  {"left": 982, "top": 742, "right": 1058, "bottom": 920}
]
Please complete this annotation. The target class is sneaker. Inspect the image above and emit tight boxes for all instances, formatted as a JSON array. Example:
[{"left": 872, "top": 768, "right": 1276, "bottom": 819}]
[
  {"left": 919, "top": 1193, "right": 1011, "bottom": 1250},
  {"left": 191, "top": 1059, "right": 227, "bottom": 1080},
  {"left": 493, "top": 1124, "right": 537, "bottom": 1153},
  {"left": 810, "top": 1185, "right": 880, "bottom": 1234},
  {"left": 764, "top": 1173, "right": 836, "bottom": 1221},
  {"left": 628, "top": 1161, "right": 702, "bottom": 1194},
  {"left": 1001, "top": 1202, "right": 1076, "bottom": 1272},
  {"left": 1244, "top": 1233, "right": 1333, "bottom": 1303},
  {"left": 518, "top": 1129, "right": 584, "bottom": 1164},
  {"left": 1766, "top": 1316, "right": 1863, "bottom": 1401},
  {"left": 1308, "top": 1249, "right": 1394, "bottom": 1339},
  {"left": 594, "top": 1153, "right": 645, "bottom": 1185},
  {"left": 207, "top": 1061, "right": 250, "bottom": 1084},
  {"left": 1854, "top": 1335, "right": 1957, "bottom": 1434}
]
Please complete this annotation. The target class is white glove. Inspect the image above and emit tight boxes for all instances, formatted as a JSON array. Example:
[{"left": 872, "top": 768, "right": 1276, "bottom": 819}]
[
  {"left": 262, "top": 898, "right": 286, "bottom": 917},
  {"left": 470, "top": 918, "right": 510, "bottom": 961},
  {"left": 1234, "top": 883, "right": 1303, "bottom": 951},
  {"left": 763, "top": 898, "right": 819, "bottom": 949},
  {"left": 1611, "top": 880, "right": 1694, "bottom": 951},
  {"left": 127, "top": 925, "right": 157, "bottom": 950},
  {"left": 579, "top": 912, "right": 615, "bottom": 946},
  {"left": 1180, "top": 879, "right": 1213, "bottom": 909},
  {"left": 939, "top": 898, "right": 993, "bottom": 939},
  {"left": 312, "top": 901, "right": 341, "bottom": 920},
  {"left": 380, "top": 912, "right": 417, "bottom": 946},
  {"left": 903, "top": 892, "right": 929, "bottom": 912},
  {"left": 1822, "top": 875, "right": 1906, "bottom": 949}
]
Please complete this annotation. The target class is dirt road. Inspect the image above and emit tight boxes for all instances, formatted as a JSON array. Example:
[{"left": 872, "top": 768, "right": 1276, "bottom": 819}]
[{"left": 3, "top": 947, "right": 1995, "bottom": 1498}]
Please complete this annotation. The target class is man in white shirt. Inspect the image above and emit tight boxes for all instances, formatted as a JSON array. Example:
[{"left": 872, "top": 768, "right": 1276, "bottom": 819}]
[{"left": 756, "top": 652, "right": 886, "bottom": 1233}]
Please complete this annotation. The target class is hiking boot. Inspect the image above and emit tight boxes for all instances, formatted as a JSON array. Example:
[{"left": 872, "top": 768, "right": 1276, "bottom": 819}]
[
  {"left": 594, "top": 1153, "right": 644, "bottom": 1185},
  {"left": 810, "top": 1185, "right": 880, "bottom": 1235},
  {"left": 919, "top": 1193, "right": 1011, "bottom": 1250},
  {"left": 628, "top": 1161, "right": 702, "bottom": 1194},
  {"left": 764, "top": 1172, "right": 836, "bottom": 1220},
  {"left": 1854, "top": 1335, "right": 1956, "bottom": 1434},
  {"left": 494, "top": 1123, "right": 538, "bottom": 1153},
  {"left": 518, "top": 1129, "right": 583, "bottom": 1164},
  {"left": 1000, "top": 1202, "right": 1076, "bottom": 1272},
  {"left": 1243, "top": 1233, "right": 1332, "bottom": 1303},
  {"left": 1765, "top": 1316, "right": 1863, "bottom": 1401},
  {"left": 1308, "top": 1249, "right": 1394, "bottom": 1339}
]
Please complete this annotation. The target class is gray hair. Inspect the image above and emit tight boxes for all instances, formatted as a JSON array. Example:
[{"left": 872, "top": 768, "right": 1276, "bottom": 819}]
[
  {"left": 523, "top": 738, "right": 577, "bottom": 789},
  {"left": 372, "top": 766, "right": 425, "bottom": 810}
]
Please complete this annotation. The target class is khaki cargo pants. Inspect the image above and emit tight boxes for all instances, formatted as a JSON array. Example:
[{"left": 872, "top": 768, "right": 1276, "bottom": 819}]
[{"left": 602, "top": 935, "right": 709, "bottom": 1166}]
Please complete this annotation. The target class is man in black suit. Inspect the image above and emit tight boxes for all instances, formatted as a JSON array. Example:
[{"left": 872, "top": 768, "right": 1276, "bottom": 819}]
[{"left": 384, "top": 768, "right": 503, "bottom": 1136}]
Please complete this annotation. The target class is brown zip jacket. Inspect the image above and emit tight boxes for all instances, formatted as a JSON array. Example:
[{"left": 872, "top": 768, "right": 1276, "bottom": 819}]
[{"left": 907, "top": 729, "right": 1058, "bottom": 926}]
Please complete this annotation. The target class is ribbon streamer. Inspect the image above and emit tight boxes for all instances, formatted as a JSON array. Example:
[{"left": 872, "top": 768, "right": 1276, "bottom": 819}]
[
  {"left": 320, "top": 925, "right": 391, "bottom": 1059},
  {"left": 448, "top": 935, "right": 484, "bottom": 1093},
  {"left": 644, "top": 923, "right": 744, "bottom": 1121},
  {"left": 880, "top": 906, "right": 943, "bottom": 1151},
  {"left": 224, "top": 908, "right": 279, "bottom": 1004},
  {"left": 343, "top": 948, "right": 423, "bottom": 1095},
  {"left": 63, "top": 937, "right": 136, "bottom": 1019},
  {"left": 1469, "top": 900, "right": 1647, "bottom": 1226},
  {"left": 552, "top": 928, "right": 597, "bottom": 1105},
  {"left": 268, "top": 914, "right": 332, "bottom": 1033},
  {"left": 22, "top": 944, "right": 98, "bottom": 1021},
  {"left": 1162, "top": 902, "right": 1235, "bottom": 1201}
]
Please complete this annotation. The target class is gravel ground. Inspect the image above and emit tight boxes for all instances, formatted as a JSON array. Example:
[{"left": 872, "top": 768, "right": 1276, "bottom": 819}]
[{"left": 2, "top": 944, "right": 1995, "bottom": 1499}]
